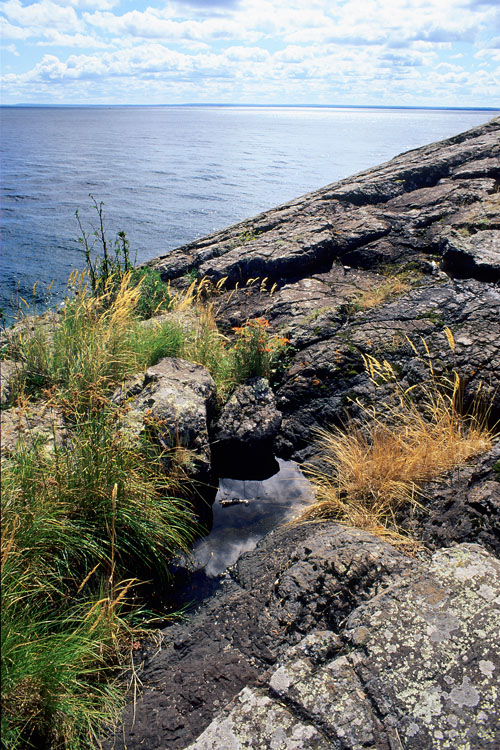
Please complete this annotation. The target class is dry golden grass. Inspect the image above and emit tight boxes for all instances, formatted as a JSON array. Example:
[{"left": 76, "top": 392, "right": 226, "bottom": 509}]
[
  {"left": 301, "top": 329, "right": 495, "bottom": 550},
  {"left": 352, "top": 276, "right": 411, "bottom": 311}
]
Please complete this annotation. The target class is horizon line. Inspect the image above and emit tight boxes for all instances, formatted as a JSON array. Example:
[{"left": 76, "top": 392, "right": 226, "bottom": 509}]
[{"left": 3, "top": 103, "right": 499, "bottom": 112}]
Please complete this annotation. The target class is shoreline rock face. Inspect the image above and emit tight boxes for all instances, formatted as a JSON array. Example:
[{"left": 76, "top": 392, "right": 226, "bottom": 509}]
[
  {"left": 187, "top": 543, "right": 500, "bottom": 750},
  {"left": 111, "top": 118, "right": 500, "bottom": 748},
  {"left": 151, "top": 117, "right": 500, "bottom": 462},
  {"left": 150, "top": 117, "right": 499, "bottom": 289}
]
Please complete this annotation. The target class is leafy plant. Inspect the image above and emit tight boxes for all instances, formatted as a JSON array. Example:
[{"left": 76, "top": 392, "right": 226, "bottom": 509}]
[
  {"left": 230, "top": 318, "right": 290, "bottom": 383},
  {"left": 76, "top": 196, "right": 132, "bottom": 295}
]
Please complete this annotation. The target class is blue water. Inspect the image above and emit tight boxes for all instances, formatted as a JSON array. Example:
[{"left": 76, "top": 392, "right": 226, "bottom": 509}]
[{"left": 1, "top": 106, "right": 497, "bottom": 322}]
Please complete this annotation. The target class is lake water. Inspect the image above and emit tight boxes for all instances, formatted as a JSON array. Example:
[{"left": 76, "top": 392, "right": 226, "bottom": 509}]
[{"left": 1, "top": 105, "right": 497, "bottom": 322}]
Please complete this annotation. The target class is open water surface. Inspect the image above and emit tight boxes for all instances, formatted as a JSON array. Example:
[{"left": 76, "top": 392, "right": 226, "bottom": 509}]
[{"left": 1, "top": 105, "right": 497, "bottom": 321}]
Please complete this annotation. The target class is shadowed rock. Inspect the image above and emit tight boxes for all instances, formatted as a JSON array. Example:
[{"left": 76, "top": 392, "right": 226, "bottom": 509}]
[{"left": 211, "top": 377, "right": 282, "bottom": 479}]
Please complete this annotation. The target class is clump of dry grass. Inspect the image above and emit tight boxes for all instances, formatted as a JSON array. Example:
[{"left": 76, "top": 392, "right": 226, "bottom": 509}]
[
  {"left": 351, "top": 275, "right": 411, "bottom": 311},
  {"left": 301, "top": 328, "right": 495, "bottom": 549}
]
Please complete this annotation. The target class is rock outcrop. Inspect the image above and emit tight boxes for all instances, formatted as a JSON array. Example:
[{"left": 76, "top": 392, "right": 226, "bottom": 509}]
[
  {"left": 211, "top": 377, "right": 282, "bottom": 479},
  {"left": 151, "top": 117, "right": 500, "bottom": 463},
  {"left": 187, "top": 543, "right": 500, "bottom": 750},
  {"left": 113, "top": 357, "right": 217, "bottom": 482},
  {"left": 110, "top": 118, "right": 500, "bottom": 748}
]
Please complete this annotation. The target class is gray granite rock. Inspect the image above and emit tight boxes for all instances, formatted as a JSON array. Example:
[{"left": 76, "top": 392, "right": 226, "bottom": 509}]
[
  {"left": 187, "top": 544, "right": 500, "bottom": 750},
  {"left": 344, "top": 543, "right": 500, "bottom": 749},
  {"left": 115, "top": 356, "right": 217, "bottom": 480},
  {"left": 185, "top": 687, "right": 330, "bottom": 750}
]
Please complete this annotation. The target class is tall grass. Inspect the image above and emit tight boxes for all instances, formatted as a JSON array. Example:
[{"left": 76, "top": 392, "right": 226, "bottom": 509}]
[
  {"left": 1, "top": 396, "right": 197, "bottom": 747},
  {"left": 4, "top": 272, "right": 288, "bottom": 411},
  {"left": 301, "top": 329, "right": 495, "bottom": 548},
  {"left": 0, "top": 274, "right": 204, "bottom": 748},
  {"left": 4, "top": 272, "right": 190, "bottom": 409},
  {"left": 1, "top": 267, "right": 294, "bottom": 747}
]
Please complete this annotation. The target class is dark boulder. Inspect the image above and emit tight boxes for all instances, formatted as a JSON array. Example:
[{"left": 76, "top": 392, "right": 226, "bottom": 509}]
[{"left": 211, "top": 377, "right": 281, "bottom": 479}]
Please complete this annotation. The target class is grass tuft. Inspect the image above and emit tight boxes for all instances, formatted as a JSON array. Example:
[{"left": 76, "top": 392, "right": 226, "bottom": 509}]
[
  {"left": 350, "top": 275, "right": 410, "bottom": 312},
  {"left": 301, "top": 328, "right": 495, "bottom": 549}
]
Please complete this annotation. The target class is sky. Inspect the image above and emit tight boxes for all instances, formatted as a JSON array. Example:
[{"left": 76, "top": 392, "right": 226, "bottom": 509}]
[{"left": 1, "top": 0, "right": 499, "bottom": 107}]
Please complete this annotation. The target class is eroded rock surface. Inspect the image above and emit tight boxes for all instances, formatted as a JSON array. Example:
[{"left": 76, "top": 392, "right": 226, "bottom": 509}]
[
  {"left": 400, "top": 443, "right": 500, "bottom": 555},
  {"left": 151, "top": 118, "right": 499, "bottom": 289},
  {"left": 0, "top": 359, "right": 19, "bottom": 407},
  {"left": 106, "top": 524, "right": 411, "bottom": 749},
  {"left": 150, "top": 118, "right": 500, "bottom": 465},
  {"left": 113, "top": 356, "right": 217, "bottom": 481},
  {"left": 1, "top": 400, "right": 67, "bottom": 456},
  {"left": 187, "top": 544, "right": 500, "bottom": 750}
]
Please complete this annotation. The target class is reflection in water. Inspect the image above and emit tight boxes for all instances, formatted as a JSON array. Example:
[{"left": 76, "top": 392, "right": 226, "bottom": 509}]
[{"left": 191, "top": 459, "right": 315, "bottom": 577}]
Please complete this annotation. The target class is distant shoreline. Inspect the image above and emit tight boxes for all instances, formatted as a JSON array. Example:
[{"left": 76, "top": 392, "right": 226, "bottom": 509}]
[{"left": 3, "top": 103, "right": 499, "bottom": 112}]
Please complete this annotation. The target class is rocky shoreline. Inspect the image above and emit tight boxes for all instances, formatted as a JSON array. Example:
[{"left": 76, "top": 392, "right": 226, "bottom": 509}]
[
  {"left": 3, "top": 118, "right": 498, "bottom": 749},
  {"left": 103, "top": 117, "right": 500, "bottom": 749}
]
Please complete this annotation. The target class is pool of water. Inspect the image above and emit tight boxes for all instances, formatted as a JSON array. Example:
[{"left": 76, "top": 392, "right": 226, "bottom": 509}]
[{"left": 170, "top": 459, "right": 314, "bottom": 607}]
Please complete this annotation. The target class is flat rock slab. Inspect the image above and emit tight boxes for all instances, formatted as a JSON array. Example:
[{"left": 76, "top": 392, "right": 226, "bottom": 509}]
[
  {"left": 188, "top": 544, "right": 500, "bottom": 750},
  {"left": 151, "top": 118, "right": 500, "bottom": 287},
  {"left": 106, "top": 524, "right": 411, "bottom": 750},
  {"left": 185, "top": 686, "right": 331, "bottom": 750}
]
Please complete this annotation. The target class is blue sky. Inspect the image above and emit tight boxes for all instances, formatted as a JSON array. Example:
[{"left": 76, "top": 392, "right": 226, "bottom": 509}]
[{"left": 1, "top": 0, "right": 499, "bottom": 106}]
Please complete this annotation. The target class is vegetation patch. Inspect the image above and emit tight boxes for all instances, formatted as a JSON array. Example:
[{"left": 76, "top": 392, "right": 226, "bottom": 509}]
[
  {"left": 1, "top": 363, "right": 197, "bottom": 747},
  {"left": 301, "top": 329, "right": 495, "bottom": 549},
  {"left": 1, "top": 211, "right": 292, "bottom": 746},
  {"left": 348, "top": 275, "right": 411, "bottom": 313}
]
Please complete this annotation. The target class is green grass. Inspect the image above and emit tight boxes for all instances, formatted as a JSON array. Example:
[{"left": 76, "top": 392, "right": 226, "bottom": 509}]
[
  {"left": 1, "top": 395, "right": 198, "bottom": 748},
  {"left": 0, "top": 275, "right": 200, "bottom": 748},
  {"left": 1, "top": 268, "right": 293, "bottom": 747},
  {"left": 4, "top": 273, "right": 289, "bottom": 410}
]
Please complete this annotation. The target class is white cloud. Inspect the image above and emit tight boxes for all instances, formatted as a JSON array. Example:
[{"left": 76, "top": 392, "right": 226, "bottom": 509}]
[
  {"left": 1, "top": 41, "right": 19, "bottom": 54},
  {"left": 61, "top": 0, "right": 118, "bottom": 8},
  {"left": 84, "top": 8, "right": 258, "bottom": 43},
  {"left": 36, "top": 31, "right": 107, "bottom": 48},
  {"left": 476, "top": 48, "right": 500, "bottom": 62},
  {"left": 0, "top": 16, "right": 30, "bottom": 39},
  {"left": 1, "top": 0, "right": 83, "bottom": 31},
  {"left": 1, "top": 0, "right": 499, "bottom": 106},
  {"left": 224, "top": 45, "right": 270, "bottom": 61}
]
